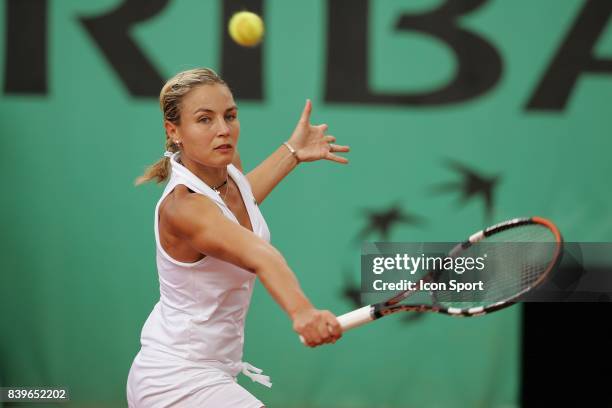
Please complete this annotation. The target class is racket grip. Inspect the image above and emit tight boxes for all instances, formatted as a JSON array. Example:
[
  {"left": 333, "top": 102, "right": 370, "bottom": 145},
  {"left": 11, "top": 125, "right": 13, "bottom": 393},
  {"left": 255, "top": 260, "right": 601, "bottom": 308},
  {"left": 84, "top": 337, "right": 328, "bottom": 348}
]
[
  {"left": 337, "top": 305, "right": 374, "bottom": 331},
  {"left": 298, "top": 305, "right": 374, "bottom": 344}
]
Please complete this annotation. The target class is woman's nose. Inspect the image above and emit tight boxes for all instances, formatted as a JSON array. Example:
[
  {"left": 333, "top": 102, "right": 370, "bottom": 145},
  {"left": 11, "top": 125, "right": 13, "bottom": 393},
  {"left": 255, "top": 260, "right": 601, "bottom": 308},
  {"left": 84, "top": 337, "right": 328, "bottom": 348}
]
[{"left": 215, "top": 117, "right": 230, "bottom": 136}]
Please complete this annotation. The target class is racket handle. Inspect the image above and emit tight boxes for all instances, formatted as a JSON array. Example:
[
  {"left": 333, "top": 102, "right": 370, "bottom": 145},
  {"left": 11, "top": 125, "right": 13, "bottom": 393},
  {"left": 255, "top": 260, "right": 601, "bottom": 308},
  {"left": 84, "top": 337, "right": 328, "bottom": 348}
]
[
  {"left": 299, "top": 305, "right": 374, "bottom": 344},
  {"left": 337, "top": 305, "right": 374, "bottom": 331}
]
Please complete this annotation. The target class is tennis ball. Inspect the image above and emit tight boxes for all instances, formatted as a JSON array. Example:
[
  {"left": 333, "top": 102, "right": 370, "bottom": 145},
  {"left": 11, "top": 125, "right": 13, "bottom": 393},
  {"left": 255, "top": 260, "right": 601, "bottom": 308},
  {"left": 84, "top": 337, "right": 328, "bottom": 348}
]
[{"left": 228, "top": 11, "right": 264, "bottom": 47}]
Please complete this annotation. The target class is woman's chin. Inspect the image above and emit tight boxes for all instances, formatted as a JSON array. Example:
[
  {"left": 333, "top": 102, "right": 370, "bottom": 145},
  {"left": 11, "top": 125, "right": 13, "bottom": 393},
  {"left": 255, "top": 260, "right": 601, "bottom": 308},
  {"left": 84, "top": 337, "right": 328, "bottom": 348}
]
[{"left": 184, "top": 151, "right": 234, "bottom": 166}]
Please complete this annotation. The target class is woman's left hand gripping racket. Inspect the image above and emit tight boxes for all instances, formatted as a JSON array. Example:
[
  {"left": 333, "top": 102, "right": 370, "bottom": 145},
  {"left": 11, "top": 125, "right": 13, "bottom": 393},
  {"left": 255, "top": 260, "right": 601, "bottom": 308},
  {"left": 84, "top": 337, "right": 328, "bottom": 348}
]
[{"left": 302, "top": 216, "right": 562, "bottom": 341}]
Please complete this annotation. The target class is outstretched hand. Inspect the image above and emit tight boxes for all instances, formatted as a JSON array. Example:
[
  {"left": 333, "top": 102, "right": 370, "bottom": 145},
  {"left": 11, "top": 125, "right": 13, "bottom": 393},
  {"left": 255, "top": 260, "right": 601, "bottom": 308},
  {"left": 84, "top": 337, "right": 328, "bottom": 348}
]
[{"left": 287, "top": 99, "right": 350, "bottom": 164}]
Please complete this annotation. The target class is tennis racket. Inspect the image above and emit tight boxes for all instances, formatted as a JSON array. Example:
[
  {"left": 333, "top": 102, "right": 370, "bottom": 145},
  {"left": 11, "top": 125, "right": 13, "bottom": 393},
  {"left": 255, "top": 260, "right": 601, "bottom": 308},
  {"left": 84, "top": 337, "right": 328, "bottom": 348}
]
[{"left": 310, "top": 216, "right": 563, "bottom": 340}]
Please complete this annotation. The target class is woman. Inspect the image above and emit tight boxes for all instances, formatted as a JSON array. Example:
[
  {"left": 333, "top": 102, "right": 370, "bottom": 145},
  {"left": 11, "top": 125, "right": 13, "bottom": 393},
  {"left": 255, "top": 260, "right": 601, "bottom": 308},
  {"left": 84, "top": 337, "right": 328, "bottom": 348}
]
[{"left": 127, "top": 68, "right": 350, "bottom": 407}]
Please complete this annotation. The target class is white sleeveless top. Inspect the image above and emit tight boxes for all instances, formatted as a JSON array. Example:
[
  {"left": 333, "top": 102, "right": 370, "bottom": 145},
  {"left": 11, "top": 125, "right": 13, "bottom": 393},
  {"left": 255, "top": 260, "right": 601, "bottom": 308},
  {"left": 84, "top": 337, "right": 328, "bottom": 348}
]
[{"left": 138, "top": 151, "right": 271, "bottom": 386}]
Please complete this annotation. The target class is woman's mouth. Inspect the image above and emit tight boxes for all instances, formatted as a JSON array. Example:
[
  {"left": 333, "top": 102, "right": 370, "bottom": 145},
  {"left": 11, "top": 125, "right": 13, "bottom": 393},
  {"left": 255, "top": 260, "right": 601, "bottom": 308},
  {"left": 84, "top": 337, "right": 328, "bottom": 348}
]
[{"left": 214, "top": 144, "right": 233, "bottom": 151}]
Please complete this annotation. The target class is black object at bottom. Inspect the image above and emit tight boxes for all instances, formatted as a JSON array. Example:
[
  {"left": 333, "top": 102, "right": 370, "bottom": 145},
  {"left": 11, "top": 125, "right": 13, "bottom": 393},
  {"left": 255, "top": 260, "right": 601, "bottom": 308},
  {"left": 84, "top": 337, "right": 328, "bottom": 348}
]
[{"left": 521, "top": 302, "right": 612, "bottom": 406}]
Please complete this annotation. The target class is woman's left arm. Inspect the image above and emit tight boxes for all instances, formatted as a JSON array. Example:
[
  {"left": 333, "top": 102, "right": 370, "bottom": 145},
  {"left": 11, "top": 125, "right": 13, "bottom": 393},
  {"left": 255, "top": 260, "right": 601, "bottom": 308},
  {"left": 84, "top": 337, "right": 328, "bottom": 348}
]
[{"left": 245, "top": 99, "right": 350, "bottom": 204}]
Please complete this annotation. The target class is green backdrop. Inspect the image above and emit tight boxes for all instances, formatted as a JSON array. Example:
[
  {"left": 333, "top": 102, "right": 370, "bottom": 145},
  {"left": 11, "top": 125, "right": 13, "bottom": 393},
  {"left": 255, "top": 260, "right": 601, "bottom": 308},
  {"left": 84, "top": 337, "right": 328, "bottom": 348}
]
[{"left": 1, "top": 0, "right": 611, "bottom": 407}]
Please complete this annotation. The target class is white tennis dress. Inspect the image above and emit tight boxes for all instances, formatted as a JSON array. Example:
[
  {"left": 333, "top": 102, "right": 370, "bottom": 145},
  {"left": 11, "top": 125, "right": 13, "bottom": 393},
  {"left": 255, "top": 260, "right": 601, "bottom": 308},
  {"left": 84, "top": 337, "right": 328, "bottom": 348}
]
[{"left": 127, "top": 152, "right": 271, "bottom": 408}]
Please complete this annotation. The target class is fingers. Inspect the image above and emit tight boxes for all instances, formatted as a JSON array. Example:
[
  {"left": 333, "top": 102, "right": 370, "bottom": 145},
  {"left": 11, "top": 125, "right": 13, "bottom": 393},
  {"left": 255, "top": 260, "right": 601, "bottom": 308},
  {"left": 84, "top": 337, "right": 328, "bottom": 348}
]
[
  {"left": 299, "top": 99, "right": 312, "bottom": 124},
  {"left": 325, "top": 140, "right": 350, "bottom": 164},
  {"left": 313, "top": 311, "right": 342, "bottom": 345},
  {"left": 294, "top": 321, "right": 321, "bottom": 347},
  {"left": 326, "top": 153, "right": 349, "bottom": 164},
  {"left": 295, "top": 310, "right": 343, "bottom": 347},
  {"left": 324, "top": 311, "right": 343, "bottom": 343},
  {"left": 324, "top": 136, "right": 350, "bottom": 153},
  {"left": 294, "top": 313, "right": 324, "bottom": 347},
  {"left": 325, "top": 135, "right": 350, "bottom": 153},
  {"left": 328, "top": 143, "right": 350, "bottom": 153},
  {"left": 304, "top": 327, "right": 323, "bottom": 347},
  {"left": 324, "top": 135, "right": 336, "bottom": 144}
]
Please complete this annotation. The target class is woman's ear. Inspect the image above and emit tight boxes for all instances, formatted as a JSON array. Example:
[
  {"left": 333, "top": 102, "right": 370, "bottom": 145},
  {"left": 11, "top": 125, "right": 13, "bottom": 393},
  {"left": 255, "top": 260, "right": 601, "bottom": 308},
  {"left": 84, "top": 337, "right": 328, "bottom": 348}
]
[{"left": 164, "top": 120, "right": 178, "bottom": 142}]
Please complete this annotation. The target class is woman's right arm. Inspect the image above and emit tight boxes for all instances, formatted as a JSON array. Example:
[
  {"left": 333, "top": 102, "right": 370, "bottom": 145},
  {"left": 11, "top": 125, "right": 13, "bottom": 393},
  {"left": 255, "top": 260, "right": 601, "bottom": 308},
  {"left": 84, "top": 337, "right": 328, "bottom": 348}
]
[{"left": 165, "top": 192, "right": 342, "bottom": 347}]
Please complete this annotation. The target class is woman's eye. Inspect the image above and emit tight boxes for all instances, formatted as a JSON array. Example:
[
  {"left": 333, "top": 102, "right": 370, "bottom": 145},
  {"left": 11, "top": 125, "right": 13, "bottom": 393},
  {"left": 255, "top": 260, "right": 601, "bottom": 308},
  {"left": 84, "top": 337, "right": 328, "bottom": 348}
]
[
  {"left": 226, "top": 114, "right": 237, "bottom": 121},
  {"left": 199, "top": 117, "right": 211, "bottom": 123}
]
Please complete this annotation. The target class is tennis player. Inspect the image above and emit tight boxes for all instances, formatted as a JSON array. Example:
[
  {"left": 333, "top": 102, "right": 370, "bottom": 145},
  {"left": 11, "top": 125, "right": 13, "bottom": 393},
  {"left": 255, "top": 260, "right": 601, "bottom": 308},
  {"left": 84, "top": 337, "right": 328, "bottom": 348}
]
[{"left": 126, "top": 68, "right": 349, "bottom": 407}]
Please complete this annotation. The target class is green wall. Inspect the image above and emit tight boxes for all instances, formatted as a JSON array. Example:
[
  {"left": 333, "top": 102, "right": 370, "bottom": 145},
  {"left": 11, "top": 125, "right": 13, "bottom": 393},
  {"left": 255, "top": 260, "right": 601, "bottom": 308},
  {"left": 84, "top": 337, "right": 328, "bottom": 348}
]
[{"left": 1, "top": 1, "right": 611, "bottom": 407}]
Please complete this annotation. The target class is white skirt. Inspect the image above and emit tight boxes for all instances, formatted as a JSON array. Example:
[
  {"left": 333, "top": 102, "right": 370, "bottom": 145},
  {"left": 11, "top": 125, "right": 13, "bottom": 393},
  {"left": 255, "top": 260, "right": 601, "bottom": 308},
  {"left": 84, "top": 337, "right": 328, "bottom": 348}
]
[{"left": 127, "top": 351, "right": 264, "bottom": 408}]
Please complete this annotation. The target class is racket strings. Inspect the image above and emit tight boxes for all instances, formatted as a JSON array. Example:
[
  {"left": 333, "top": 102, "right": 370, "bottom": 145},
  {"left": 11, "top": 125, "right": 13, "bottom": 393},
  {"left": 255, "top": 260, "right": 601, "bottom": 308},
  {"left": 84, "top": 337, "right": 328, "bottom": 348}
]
[{"left": 433, "top": 224, "right": 559, "bottom": 309}]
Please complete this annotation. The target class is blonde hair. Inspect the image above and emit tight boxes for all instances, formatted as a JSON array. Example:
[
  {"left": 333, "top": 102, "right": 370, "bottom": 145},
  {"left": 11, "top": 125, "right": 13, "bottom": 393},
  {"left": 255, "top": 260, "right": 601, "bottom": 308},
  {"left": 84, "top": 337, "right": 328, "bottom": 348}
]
[{"left": 134, "top": 68, "right": 227, "bottom": 185}]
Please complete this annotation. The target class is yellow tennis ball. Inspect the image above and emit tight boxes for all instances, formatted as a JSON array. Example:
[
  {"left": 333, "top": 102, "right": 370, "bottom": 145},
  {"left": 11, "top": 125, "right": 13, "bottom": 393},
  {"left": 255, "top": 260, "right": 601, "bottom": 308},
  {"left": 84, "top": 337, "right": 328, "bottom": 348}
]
[{"left": 228, "top": 11, "right": 264, "bottom": 47}]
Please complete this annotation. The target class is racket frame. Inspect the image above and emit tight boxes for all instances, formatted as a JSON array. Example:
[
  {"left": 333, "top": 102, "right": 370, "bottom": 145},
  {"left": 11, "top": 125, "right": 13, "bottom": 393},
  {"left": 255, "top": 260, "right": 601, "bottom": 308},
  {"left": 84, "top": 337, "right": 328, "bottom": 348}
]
[{"left": 337, "top": 216, "right": 563, "bottom": 332}]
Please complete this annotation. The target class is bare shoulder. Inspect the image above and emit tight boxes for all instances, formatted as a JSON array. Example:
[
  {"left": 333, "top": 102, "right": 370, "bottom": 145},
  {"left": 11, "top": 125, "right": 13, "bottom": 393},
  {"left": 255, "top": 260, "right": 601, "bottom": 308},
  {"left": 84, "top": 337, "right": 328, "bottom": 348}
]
[{"left": 163, "top": 185, "right": 222, "bottom": 237}]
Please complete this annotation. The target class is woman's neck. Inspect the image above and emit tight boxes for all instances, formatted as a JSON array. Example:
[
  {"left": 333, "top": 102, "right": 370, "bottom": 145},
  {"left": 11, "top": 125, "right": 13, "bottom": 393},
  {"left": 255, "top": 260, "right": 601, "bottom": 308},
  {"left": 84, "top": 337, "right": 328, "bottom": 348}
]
[{"left": 179, "top": 154, "right": 228, "bottom": 190}]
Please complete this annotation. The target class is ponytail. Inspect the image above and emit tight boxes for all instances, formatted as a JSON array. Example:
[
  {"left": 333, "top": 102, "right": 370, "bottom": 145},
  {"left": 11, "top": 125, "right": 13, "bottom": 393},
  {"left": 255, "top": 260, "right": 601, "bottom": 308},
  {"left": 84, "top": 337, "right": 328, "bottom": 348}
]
[{"left": 134, "top": 139, "right": 179, "bottom": 185}]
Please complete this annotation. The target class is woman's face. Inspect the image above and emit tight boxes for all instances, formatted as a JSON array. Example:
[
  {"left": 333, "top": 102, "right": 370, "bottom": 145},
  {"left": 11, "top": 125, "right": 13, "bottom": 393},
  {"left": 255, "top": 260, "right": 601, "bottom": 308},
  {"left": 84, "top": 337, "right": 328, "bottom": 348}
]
[{"left": 168, "top": 83, "right": 239, "bottom": 168}]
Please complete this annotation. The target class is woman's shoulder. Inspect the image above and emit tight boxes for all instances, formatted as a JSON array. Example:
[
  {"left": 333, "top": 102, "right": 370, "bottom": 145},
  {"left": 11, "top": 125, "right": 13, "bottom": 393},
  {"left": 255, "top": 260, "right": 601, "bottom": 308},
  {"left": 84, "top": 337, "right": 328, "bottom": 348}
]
[{"left": 161, "top": 186, "right": 222, "bottom": 233}]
